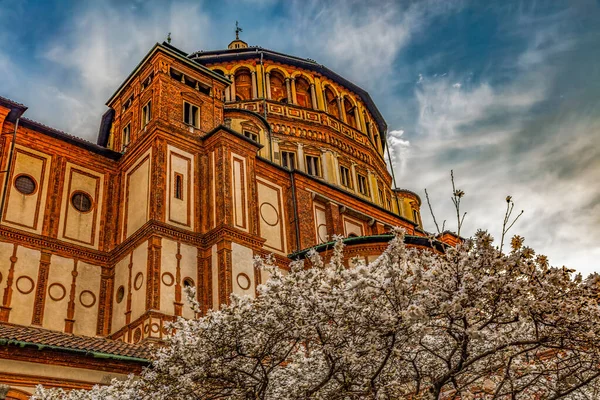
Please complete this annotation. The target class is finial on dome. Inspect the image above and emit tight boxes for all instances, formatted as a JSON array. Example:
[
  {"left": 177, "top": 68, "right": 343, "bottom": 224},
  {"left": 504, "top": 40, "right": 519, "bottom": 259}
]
[
  {"left": 235, "top": 21, "right": 243, "bottom": 40},
  {"left": 228, "top": 21, "right": 248, "bottom": 49}
]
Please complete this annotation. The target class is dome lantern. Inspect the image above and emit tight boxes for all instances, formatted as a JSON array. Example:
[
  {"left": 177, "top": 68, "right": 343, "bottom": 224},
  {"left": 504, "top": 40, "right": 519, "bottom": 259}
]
[{"left": 228, "top": 21, "right": 248, "bottom": 49}]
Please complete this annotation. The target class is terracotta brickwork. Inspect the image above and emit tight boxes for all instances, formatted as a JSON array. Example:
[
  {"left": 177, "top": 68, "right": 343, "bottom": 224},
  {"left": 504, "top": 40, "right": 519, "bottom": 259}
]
[{"left": 0, "top": 40, "right": 454, "bottom": 394}]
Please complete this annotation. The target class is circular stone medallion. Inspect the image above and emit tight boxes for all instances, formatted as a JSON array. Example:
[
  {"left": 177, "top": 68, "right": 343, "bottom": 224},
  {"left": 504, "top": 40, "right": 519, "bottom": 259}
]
[
  {"left": 15, "top": 276, "right": 35, "bottom": 294},
  {"left": 79, "top": 290, "right": 97, "bottom": 308},
  {"left": 134, "top": 272, "right": 144, "bottom": 291},
  {"left": 236, "top": 273, "right": 251, "bottom": 290},
  {"left": 48, "top": 283, "right": 66, "bottom": 301},
  {"left": 259, "top": 202, "right": 279, "bottom": 226}
]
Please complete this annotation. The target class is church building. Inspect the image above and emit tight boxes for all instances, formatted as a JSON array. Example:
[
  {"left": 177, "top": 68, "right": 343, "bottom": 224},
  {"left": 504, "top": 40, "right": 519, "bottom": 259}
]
[{"left": 0, "top": 33, "right": 452, "bottom": 397}]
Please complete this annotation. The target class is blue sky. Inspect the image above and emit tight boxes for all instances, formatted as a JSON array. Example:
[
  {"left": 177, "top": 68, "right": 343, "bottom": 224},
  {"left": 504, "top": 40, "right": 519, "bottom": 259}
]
[{"left": 1, "top": 0, "right": 599, "bottom": 273}]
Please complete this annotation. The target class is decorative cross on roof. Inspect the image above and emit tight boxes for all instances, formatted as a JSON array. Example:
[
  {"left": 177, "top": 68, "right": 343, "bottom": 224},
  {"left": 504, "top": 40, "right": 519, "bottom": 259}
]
[{"left": 235, "top": 21, "right": 243, "bottom": 40}]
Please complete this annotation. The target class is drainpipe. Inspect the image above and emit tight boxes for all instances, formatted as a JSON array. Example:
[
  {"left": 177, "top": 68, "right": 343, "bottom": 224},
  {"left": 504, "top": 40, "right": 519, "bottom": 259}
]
[
  {"left": 290, "top": 171, "right": 301, "bottom": 252},
  {"left": 0, "top": 117, "right": 19, "bottom": 221},
  {"left": 259, "top": 51, "right": 273, "bottom": 162}
]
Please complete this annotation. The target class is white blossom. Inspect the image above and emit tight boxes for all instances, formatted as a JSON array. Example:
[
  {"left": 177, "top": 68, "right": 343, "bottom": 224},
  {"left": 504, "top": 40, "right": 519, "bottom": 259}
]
[{"left": 34, "top": 229, "right": 600, "bottom": 399}]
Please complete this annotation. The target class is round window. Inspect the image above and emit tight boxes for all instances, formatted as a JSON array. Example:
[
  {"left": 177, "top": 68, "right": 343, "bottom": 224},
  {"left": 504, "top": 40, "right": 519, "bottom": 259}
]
[
  {"left": 14, "top": 175, "right": 36, "bottom": 195},
  {"left": 116, "top": 285, "right": 125, "bottom": 303},
  {"left": 71, "top": 192, "right": 93, "bottom": 212}
]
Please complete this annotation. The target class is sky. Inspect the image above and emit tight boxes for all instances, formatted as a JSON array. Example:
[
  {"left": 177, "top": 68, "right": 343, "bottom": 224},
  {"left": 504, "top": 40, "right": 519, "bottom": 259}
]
[{"left": 0, "top": 0, "right": 599, "bottom": 274}]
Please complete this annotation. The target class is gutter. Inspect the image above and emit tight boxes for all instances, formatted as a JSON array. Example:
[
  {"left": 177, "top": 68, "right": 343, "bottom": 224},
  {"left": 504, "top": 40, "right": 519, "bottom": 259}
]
[{"left": 0, "top": 338, "right": 149, "bottom": 363}]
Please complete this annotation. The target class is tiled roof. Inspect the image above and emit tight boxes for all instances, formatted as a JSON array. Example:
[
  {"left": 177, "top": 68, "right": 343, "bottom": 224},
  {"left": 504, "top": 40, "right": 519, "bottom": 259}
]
[
  {"left": 0, "top": 323, "right": 151, "bottom": 361},
  {"left": 19, "top": 118, "right": 122, "bottom": 161},
  {"left": 0, "top": 95, "right": 26, "bottom": 108}
]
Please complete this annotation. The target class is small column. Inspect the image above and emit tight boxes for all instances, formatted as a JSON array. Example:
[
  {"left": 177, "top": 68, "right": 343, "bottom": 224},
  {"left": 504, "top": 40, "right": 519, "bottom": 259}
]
[
  {"left": 332, "top": 152, "right": 341, "bottom": 185},
  {"left": 337, "top": 97, "right": 345, "bottom": 123},
  {"left": 323, "top": 90, "right": 329, "bottom": 112},
  {"left": 354, "top": 107, "right": 362, "bottom": 131},
  {"left": 360, "top": 110, "right": 368, "bottom": 134},
  {"left": 272, "top": 137, "right": 280, "bottom": 161},
  {"left": 297, "top": 143, "right": 306, "bottom": 172},
  {"left": 291, "top": 77, "right": 297, "bottom": 105},
  {"left": 265, "top": 72, "right": 272, "bottom": 100},
  {"left": 350, "top": 163, "right": 359, "bottom": 194},
  {"left": 251, "top": 71, "right": 258, "bottom": 99},
  {"left": 229, "top": 74, "right": 236, "bottom": 101},
  {"left": 367, "top": 170, "right": 376, "bottom": 202},
  {"left": 310, "top": 84, "right": 318, "bottom": 110},
  {"left": 285, "top": 78, "right": 292, "bottom": 104},
  {"left": 320, "top": 149, "right": 329, "bottom": 181}
]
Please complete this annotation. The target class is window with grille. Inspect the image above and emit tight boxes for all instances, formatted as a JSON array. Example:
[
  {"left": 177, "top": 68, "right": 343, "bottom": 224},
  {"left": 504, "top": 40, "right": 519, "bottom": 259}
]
[
  {"left": 71, "top": 192, "right": 93, "bottom": 213},
  {"left": 340, "top": 166, "right": 351, "bottom": 188},
  {"left": 184, "top": 102, "right": 199, "bottom": 127},
  {"left": 142, "top": 101, "right": 152, "bottom": 127},
  {"left": 243, "top": 130, "right": 259, "bottom": 142},
  {"left": 174, "top": 173, "right": 183, "bottom": 200},
  {"left": 306, "top": 155, "right": 321, "bottom": 177},
  {"left": 14, "top": 175, "right": 36, "bottom": 195},
  {"left": 357, "top": 174, "right": 369, "bottom": 196},
  {"left": 281, "top": 151, "right": 296, "bottom": 170},
  {"left": 122, "top": 123, "right": 131, "bottom": 149}
]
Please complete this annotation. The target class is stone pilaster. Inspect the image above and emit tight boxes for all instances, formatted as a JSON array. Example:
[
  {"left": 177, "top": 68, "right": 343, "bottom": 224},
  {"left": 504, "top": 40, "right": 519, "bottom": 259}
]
[
  {"left": 251, "top": 70, "right": 258, "bottom": 99},
  {"left": 146, "top": 236, "right": 162, "bottom": 310},
  {"left": 265, "top": 72, "right": 272, "bottom": 100},
  {"left": 291, "top": 77, "right": 297, "bottom": 105},
  {"left": 0, "top": 244, "right": 18, "bottom": 322},
  {"left": 65, "top": 260, "right": 78, "bottom": 333},
  {"left": 31, "top": 251, "right": 51, "bottom": 326},
  {"left": 217, "top": 240, "right": 232, "bottom": 306}
]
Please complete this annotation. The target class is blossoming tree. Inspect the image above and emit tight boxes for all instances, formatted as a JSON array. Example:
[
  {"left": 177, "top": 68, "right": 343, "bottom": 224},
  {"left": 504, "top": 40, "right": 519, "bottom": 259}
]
[{"left": 34, "top": 230, "right": 600, "bottom": 399}]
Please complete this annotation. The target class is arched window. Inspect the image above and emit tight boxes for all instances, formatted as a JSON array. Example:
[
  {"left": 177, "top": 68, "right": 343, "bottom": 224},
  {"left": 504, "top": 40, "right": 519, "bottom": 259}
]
[
  {"left": 324, "top": 87, "right": 339, "bottom": 119},
  {"left": 295, "top": 76, "right": 312, "bottom": 108},
  {"left": 234, "top": 68, "right": 252, "bottom": 101},
  {"left": 343, "top": 97, "right": 356, "bottom": 128},
  {"left": 270, "top": 70, "right": 287, "bottom": 103}
]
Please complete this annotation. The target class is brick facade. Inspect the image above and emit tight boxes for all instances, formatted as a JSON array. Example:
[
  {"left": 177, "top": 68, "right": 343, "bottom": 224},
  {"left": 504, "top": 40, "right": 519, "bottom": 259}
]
[{"left": 0, "top": 40, "right": 451, "bottom": 395}]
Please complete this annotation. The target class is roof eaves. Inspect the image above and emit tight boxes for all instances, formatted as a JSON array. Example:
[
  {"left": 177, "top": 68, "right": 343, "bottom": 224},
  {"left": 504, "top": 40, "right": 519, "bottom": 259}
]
[
  {"left": 0, "top": 95, "right": 28, "bottom": 123},
  {"left": 288, "top": 234, "right": 446, "bottom": 259},
  {"left": 20, "top": 118, "right": 122, "bottom": 160},
  {"left": 0, "top": 338, "right": 149, "bottom": 363},
  {"left": 106, "top": 43, "right": 231, "bottom": 107}
]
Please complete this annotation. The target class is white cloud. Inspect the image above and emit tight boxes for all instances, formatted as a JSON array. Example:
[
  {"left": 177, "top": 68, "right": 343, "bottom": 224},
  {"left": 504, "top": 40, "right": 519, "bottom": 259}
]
[
  {"left": 6, "top": 1, "right": 215, "bottom": 140},
  {"left": 396, "top": 27, "right": 600, "bottom": 275}
]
